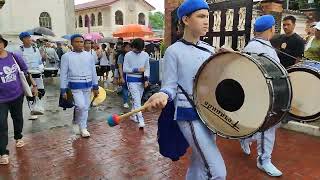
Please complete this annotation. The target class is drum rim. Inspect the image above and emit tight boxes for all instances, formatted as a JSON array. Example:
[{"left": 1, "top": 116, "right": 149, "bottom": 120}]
[
  {"left": 192, "top": 52, "right": 273, "bottom": 139},
  {"left": 288, "top": 66, "right": 320, "bottom": 121}
]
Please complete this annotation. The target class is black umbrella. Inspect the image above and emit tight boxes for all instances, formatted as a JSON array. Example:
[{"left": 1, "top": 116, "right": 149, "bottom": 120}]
[
  {"left": 98, "top": 37, "right": 118, "bottom": 44},
  {"left": 27, "top": 27, "right": 55, "bottom": 37}
]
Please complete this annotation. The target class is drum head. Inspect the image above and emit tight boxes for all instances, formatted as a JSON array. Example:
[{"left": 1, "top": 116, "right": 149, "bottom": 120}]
[
  {"left": 288, "top": 63, "right": 320, "bottom": 121},
  {"left": 194, "top": 52, "right": 270, "bottom": 138}
]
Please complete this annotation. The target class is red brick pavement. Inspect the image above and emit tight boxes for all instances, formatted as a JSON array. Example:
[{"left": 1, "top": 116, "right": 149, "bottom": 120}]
[{"left": 0, "top": 112, "right": 320, "bottom": 180}]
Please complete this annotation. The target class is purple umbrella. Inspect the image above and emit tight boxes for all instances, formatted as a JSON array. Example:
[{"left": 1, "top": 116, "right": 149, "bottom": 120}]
[{"left": 83, "top": 32, "right": 103, "bottom": 41}]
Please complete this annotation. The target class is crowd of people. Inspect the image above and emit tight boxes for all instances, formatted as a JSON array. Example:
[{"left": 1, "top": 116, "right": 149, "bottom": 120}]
[{"left": 0, "top": 30, "right": 153, "bottom": 164}]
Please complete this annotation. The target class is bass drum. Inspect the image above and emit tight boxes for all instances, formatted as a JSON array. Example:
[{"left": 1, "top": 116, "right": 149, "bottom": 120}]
[
  {"left": 288, "top": 60, "right": 320, "bottom": 122},
  {"left": 193, "top": 52, "right": 292, "bottom": 139}
]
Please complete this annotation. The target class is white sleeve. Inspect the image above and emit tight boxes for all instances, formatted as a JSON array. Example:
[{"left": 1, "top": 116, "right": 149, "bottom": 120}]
[
  {"left": 160, "top": 48, "right": 178, "bottom": 101},
  {"left": 144, "top": 54, "right": 150, "bottom": 78},
  {"left": 60, "top": 54, "right": 69, "bottom": 90},
  {"left": 123, "top": 53, "right": 134, "bottom": 73}
]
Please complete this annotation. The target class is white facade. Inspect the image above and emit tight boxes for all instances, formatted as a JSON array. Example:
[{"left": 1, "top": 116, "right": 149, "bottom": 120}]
[
  {"left": 75, "top": 0, "right": 155, "bottom": 37},
  {"left": 0, "top": 0, "right": 75, "bottom": 39}
]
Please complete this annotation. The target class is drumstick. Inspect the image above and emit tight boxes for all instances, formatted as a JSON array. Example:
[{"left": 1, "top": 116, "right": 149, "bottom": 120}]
[{"left": 107, "top": 103, "right": 149, "bottom": 127}]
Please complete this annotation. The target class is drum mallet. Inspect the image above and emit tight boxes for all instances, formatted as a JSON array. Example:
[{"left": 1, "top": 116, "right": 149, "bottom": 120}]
[{"left": 107, "top": 104, "right": 149, "bottom": 127}]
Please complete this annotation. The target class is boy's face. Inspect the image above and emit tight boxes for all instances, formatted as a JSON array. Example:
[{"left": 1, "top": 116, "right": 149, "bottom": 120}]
[
  {"left": 72, "top": 37, "right": 84, "bottom": 51},
  {"left": 84, "top": 41, "right": 92, "bottom": 49},
  {"left": 183, "top": 9, "right": 209, "bottom": 37},
  {"left": 124, "top": 45, "right": 131, "bottom": 52}
]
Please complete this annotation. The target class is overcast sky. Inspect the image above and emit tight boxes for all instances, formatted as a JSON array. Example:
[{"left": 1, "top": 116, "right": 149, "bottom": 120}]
[{"left": 74, "top": 0, "right": 164, "bottom": 12}]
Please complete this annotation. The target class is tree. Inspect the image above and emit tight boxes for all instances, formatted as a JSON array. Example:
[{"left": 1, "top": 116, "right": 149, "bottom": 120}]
[
  {"left": 149, "top": 11, "right": 164, "bottom": 30},
  {"left": 289, "top": 0, "right": 320, "bottom": 10}
]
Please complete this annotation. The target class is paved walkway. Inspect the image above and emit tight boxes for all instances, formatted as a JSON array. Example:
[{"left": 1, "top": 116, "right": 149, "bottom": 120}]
[{"left": 1, "top": 110, "right": 320, "bottom": 180}]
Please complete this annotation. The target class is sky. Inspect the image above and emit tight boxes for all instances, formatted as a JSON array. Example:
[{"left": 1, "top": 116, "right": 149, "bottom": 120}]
[{"left": 74, "top": 0, "right": 164, "bottom": 12}]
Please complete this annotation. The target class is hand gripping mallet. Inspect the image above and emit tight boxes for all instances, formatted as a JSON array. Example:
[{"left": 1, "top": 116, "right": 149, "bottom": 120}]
[{"left": 107, "top": 104, "right": 149, "bottom": 127}]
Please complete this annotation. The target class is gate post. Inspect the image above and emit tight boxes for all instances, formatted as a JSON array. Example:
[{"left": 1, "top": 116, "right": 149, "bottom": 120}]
[
  {"left": 260, "top": 0, "right": 284, "bottom": 34},
  {"left": 164, "top": 0, "right": 184, "bottom": 46}
]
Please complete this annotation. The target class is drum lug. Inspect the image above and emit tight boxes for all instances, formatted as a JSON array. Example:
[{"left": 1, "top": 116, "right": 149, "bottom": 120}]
[
  {"left": 264, "top": 75, "right": 273, "bottom": 79},
  {"left": 280, "top": 75, "right": 288, "bottom": 79}
]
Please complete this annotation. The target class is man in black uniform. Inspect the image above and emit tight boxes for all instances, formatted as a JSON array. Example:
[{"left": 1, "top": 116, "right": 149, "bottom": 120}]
[{"left": 271, "top": 16, "right": 305, "bottom": 68}]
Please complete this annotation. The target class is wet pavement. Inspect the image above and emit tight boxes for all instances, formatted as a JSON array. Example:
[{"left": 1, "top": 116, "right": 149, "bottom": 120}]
[{"left": 2, "top": 78, "right": 320, "bottom": 180}]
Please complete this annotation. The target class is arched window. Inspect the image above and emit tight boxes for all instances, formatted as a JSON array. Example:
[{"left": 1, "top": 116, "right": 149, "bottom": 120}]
[
  {"left": 115, "top": 10, "right": 123, "bottom": 25},
  {"left": 79, "top": 15, "right": 83, "bottom": 27},
  {"left": 91, "top": 13, "right": 96, "bottom": 26},
  {"left": 138, "top": 13, "right": 145, "bottom": 25},
  {"left": 85, "top": 15, "right": 89, "bottom": 27},
  {"left": 39, "top": 12, "right": 52, "bottom": 29},
  {"left": 98, "top": 12, "right": 102, "bottom": 26}
]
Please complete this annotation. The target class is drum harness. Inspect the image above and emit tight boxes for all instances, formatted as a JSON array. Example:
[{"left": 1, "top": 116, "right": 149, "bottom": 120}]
[
  {"left": 251, "top": 39, "right": 311, "bottom": 62},
  {"left": 178, "top": 39, "right": 215, "bottom": 179}
]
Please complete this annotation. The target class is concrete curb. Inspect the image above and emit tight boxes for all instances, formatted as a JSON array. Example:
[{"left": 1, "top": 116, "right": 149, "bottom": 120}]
[{"left": 281, "top": 121, "right": 320, "bottom": 137}]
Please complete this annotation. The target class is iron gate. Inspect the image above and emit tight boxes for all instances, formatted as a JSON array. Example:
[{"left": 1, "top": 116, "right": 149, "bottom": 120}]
[{"left": 171, "top": 0, "right": 254, "bottom": 51}]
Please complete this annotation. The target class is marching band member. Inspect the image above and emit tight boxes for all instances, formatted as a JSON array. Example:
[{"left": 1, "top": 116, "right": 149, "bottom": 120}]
[
  {"left": 123, "top": 38, "right": 150, "bottom": 128},
  {"left": 145, "top": 0, "right": 227, "bottom": 179},
  {"left": 60, "top": 34, "right": 99, "bottom": 138},
  {"left": 16, "top": 32, "right": 45, "bottom": 120},
  {"left": 240, "top": 15, "right": 283, "bottom": 177}
]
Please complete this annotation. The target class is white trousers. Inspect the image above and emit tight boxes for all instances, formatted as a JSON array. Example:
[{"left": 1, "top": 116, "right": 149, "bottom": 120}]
[
  {"left": 71, "top": 88, "right": 91, "bottom": 129},
  {"left": 127, "top": 82, "right": 144, "bottom": 122},
  {"left": 241, "top": 124, "right": 280, "bottom": 164},
  {"left": 177, "top": 120, "right": 226, "bottom": 180}
]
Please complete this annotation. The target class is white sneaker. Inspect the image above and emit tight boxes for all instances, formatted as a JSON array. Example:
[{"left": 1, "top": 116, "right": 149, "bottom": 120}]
[
  {"left": 257, "top": 161, "right": 283, "bottom": 177},
  {"left": 130, "top": 116, "right": 139, "bottom": 123},
  {"left": 72, "top": 124, "right": 80, "bottom": 135},
  {"left": 29, "top": 115, "right": 38, "bottom": 120},
  {"left": 240, "top": 140, "right": 251, "bottom": 155},
  {"left": 81, "top": 129, "right": 91, "bottom": 138},
  {"left": 123, "top": 103, "right": 129, "bottom": 109},
  {"left": 0, "top": 155, "right": 9, "bottom": 165},
  {"left": 138, "top": 121, "right": 145, "bottom": 128}
]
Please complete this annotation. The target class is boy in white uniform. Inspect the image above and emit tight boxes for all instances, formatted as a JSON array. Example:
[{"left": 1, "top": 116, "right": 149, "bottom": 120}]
[
  {"left": 123, "top": 38, "right": 150, "bottom": 128},
  {"left": 145, "top": 0, "right": 227, "bottom": 179},
  {"left": 240, "top": 15, "right": 283, "bottom": 177},
  {"left": 60, "top": 34, "right": 99, "bottom": 138},
  {"left": 16, "top": 32, "right": 45, "bottom": 120}
]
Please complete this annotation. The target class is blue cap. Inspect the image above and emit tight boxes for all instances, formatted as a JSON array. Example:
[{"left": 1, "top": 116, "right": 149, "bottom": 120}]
[
  {"left": 19, "top": 32, "right": 31, "bottom": 40},
  {"left": 177, "top": 0, "right": 209, "bottom": 20},
  {"left": 70, "top": 34, "right": 84, "bottom": 42},
  {"left": 254, "top": 15, "right": 276, "bottom": 32}
]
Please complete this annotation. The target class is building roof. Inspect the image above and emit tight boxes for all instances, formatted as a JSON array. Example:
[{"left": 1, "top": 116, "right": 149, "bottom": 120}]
[{"left": 75, "top": 0, "right": 155, "bottom": 11}]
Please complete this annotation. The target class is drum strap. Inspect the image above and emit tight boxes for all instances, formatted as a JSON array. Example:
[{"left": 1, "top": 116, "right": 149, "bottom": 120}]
[
  {"left": 251, "top": 39, "right": 307, "bottom": 61},
  {"left": 178, "top": 39, "right": 214, "bottom": 55},
  {"left": 178, "top": 84, "right": 213, "bottom": 179}
]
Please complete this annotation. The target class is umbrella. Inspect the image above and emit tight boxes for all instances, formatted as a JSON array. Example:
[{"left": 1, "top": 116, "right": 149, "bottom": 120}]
[
  {"left": 113, "top": 24, "right": 153, "bottom": 38},
  {"left": 83, "top": 32, "right": 103, "bottom": 41},
  {"left": 62, "top": 34, "right": 73, "bottom": 40},
  {"left": 45, "top": 36, "right": 68, "bottom": 43},
  {"left": 27, "top": 27, "right": 55, "bottom": 36},
  {"left": 98, "top": 37, "right": 118, "bottom": 44}
]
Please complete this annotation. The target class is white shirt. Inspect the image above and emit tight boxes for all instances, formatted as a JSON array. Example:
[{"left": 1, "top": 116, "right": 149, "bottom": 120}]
[
  {"left": 15, "top": 46, "right": 43, "bottom": 74},
  {"left": 243, "top": 38, "right": 280, "bottom": 63},
  {"left": 160, "top": 41, "right": 214, "bottom": 117},
  {"left": 86, "top": 50, "right": 99, "bottom": 64},
  {"left": 60, "top": 51, "right": 98, "bottom": 90},
  {"left": 100, "top": 50, "right": 110, "bottom": 66},
  {"left": 123, "top": 51, "right": 150, "bottom": 78}
]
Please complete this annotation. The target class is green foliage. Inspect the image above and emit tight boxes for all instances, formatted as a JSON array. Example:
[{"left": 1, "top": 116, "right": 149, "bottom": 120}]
[
  {"left": 289, "top": 0, "right": 320, "bottom": 10},
  {"left": 149, "top": 11, "right": 164, "bottom": 30}
]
